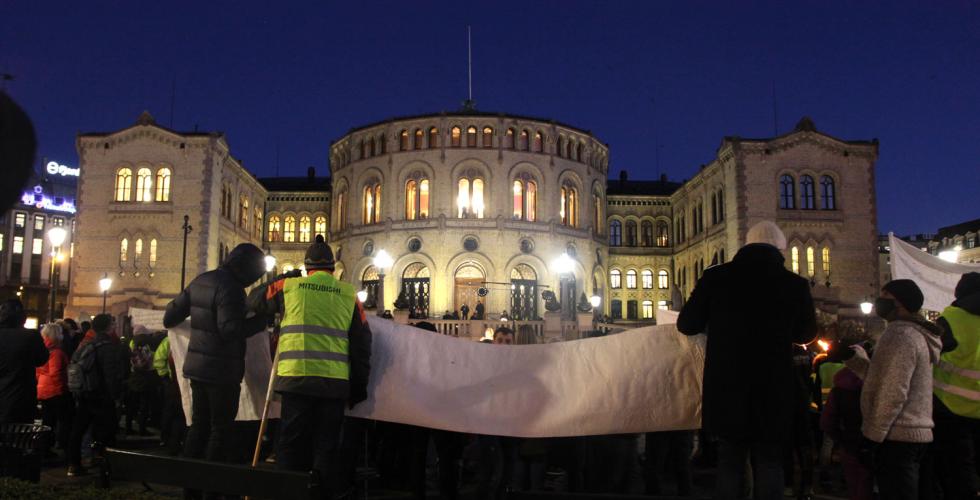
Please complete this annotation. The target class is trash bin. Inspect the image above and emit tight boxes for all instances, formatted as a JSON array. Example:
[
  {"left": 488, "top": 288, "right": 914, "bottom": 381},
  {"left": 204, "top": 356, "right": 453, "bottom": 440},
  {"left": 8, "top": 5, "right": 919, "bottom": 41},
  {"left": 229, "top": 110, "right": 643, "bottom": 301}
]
[{"left": 0, "top": 423, "right": 53, "bottom": 482}]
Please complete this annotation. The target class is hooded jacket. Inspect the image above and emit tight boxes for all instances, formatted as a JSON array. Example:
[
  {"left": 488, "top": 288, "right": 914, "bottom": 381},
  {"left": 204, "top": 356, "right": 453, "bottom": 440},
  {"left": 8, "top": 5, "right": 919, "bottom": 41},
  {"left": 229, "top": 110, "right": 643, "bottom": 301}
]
[
  {"left": 845, "top": 317, "right": 942, "bottom": 443},
  {"left": 0, "top": 325, "right": 48, "bottom": 423},
  {"left": 36, "top": 336, "right": 69, "bottom": 400},
  {"left": 820, "top": 367, "right": 864, "bottom": 451},
  {"left": 677, "top": 243, "right": 817, "bottom": 442},
  {"left": 163, "top": 243, "right": 268, "bottom": 385}
]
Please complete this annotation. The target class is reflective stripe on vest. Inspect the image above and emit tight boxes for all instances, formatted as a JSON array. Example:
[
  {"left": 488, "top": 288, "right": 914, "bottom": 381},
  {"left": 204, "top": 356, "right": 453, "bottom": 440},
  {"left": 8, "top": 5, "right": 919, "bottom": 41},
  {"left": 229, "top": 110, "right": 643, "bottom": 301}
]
[
  {"left": 277, "top": 272, "right": 356, "bottom": 381},
  {"left": 933, "top": 306, "right": 980, "bottom": 417}
]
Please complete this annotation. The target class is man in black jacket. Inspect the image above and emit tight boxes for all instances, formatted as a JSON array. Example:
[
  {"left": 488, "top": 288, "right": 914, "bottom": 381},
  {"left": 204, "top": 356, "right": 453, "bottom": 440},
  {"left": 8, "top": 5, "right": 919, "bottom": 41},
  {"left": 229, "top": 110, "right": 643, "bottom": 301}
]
[
  {"left": 0, "top": 299, "right": 48, "bottom": 424},
  {"left": 163, "top": 243, "right": 268, "bottom": 464},
  {"left": 678, "top": 221, "right": 817, "bottom": 500}
]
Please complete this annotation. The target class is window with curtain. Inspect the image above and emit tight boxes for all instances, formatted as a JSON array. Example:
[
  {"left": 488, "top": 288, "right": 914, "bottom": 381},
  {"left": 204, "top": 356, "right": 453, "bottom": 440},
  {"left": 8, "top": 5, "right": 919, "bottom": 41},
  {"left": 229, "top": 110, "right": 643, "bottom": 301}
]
[
  {"left": 800, "top": 175, "right": 815, "bottom": 209},
  {"left": 560, "top": 185, "right": 578, "bottom": 227},
  {"left": 482, "top": 127, "right": 493, "bottom": 148},
  {"left": 399, "top": 130, "right": 409, "bottom": 151},
  {"left": 315, "top": 216, "right": 327, "bottom": 240},
  {"left": 820, "top": 176, "right": 836, "bottom": 210},
  {"left": 780, "top": 175, "right": 796, "bottom": 209},
  {"left": 136, "top": 168, "right": 152, "bottom": 202},
  {"left": 299, "top": 216, "right": 311, "bottom": 243},
  {"left": 625, "top": 221, "right": 637, "bottom": 246},
  {"left": 610, "top": 269, "right": 621, "bottom": 289},
  {"left": 656, "top": 221, "right": 669, "bottom": 247},
  {"left": 511, "top": 179, "right": 536, "bottom": 221},
  {"left": 626, "top": 270, "right": 637, "bottom": 289},
  {"left": 115, "top": 168, "right": 132, "bottom": 201},
  {"left": 284, "top": 216, "right": 296, "bottom": 242},
  {"left": 609, "top": 220, "right": 622, "bottom": 246},
  {"left": 428, "top": 127, "right": 438, "bottom": 148},
  {"left": 658, "top": 270, "right": 669, "bottom": 289},
  {"left": 457, "top": 177, "right": 484, "bottom": 218},
  {"left": 268, "top": 215, "right": 281, "bottom": 242},
  {"left": 155, "top": 168, "right": 171, "bottom": 201},
  {"left": 641, "top": 270, "right": 653, "bottom": 289},
  {"left": 363, "top": 183, "right": 382, "bottom": 224},
  {"left": 405, "top": 178, "right": 430, "bottom": 220}
]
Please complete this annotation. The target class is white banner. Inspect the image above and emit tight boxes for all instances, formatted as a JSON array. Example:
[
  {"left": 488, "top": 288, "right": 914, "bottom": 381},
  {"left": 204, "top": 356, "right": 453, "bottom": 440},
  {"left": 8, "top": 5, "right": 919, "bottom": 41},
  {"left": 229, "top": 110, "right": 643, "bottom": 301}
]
[
  {"left": 889, "top": 233, "right": 980, "bottom": 312},
  {"left": 129, "top": 307, "right": 166, "bottom": 332},
  {"left": 347, "top": 316, "right": 704, "bottom": 437},
  {"left": 168, "top": 321, "right": 280, "bottom": 425}
]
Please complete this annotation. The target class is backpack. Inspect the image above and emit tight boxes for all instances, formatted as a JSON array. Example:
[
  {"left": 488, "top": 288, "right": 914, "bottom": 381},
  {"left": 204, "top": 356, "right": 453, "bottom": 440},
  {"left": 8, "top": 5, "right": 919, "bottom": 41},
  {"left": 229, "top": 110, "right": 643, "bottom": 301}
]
[
  {"left": 67, "top": 340, "right": 108, "bottom": 394},
  {"left": 130, "top": 342, "right": 154, "bottom": 372}
]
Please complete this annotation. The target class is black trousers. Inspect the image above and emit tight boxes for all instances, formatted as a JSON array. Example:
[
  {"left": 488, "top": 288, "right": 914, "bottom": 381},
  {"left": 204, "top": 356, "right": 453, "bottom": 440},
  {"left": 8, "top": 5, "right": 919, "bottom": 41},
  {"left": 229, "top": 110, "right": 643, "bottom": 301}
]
[
  {"left": 159, "top": 378, "right": 186, "bottom": 454},
  {"left": 277, "top": 393, "right": 346, "bottom": 495},
  {"left": 40, "top": 394, "right": 73, "bottom": 449},
  {"left": 67, "top": 398, "right": 116, "bottom": 467},
  {"left": 932, "top": 397, "right": 978, "bottom": 500},
  {"left": 716, "top": 438, "right": 783, "bottom": 500},
  {"left": 183, "top": 380, "right": 240, "bottom": 463},
  {"left": 409, "top": 425, "right": 464, "bottom": 500},
  {"left": 874, "top": 440, "right": 928, "bottom": 500},
  {"left": 645, "top": 431, "right": 694, "bottom": 496}
]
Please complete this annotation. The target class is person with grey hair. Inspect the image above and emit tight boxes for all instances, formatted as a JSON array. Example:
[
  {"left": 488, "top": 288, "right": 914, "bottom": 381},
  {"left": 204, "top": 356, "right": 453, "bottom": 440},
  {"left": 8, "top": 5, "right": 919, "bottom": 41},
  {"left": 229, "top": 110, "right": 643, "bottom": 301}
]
[
  {"left": 38, "top": 323, "right": 72, "bottom": 450},
  {"left": 0, "top": 299, "right": 49, "bottom": 424},
  {"left": 677, "top": 220, "right": 817, "bottom": 500}
]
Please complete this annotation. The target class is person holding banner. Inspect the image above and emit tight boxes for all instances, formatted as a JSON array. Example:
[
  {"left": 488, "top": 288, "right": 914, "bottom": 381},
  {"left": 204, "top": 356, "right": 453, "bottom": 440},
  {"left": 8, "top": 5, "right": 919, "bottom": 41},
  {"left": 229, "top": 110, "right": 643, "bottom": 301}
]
[{"left": 250, "top": 235, "right": 372, "bottom": 498}]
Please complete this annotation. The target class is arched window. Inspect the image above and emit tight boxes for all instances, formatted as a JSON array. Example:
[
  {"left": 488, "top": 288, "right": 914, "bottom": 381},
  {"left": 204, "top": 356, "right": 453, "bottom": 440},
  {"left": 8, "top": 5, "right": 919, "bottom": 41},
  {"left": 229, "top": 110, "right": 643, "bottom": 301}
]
[
  {"left": 268, "top": 215, "right": 281, "bottom": 242},
  {"left": 641, "top": 221, "right": 654, "bottom": 246},
  {"left": 533, "top": 131, "right": 543, "bottom": 152},
  {"left": 254, "top": 208, "right": 263, "bottom": 240},
  {"left": 134, "top": 238, "right": 143, "bottom": 267},
  {"left": 610, "top": 269, "right": 622, "bottom": 289},
  {"left": 414, "top": 129, "right": 423, "bottom": 150},
  {"left": 399, "top": 130, "right": 409, "bottom": 151},
  {"left": 642, "top": 300, "right": 654, "bottom": 319},
  {"left": 428, "top": 127, "right": 438, "bottom": 148},
  {"left": 609, "top": 220, "right": 622, "bottom": 246},
  {"left": 466, "top": 126, "right": 477, "bottom": 147},
  {"left": 299, "top": 216, "right": 311, "bottom": 243},
  {"left": 779, "top": 175, "right": 796, "bottom": 209},
  {"left": 359, "top": 140, "right": 367, "bottom": 159},
  {"left": 405, "top": 178, "right": 430, "bottom": 220},
  {"left": 577, "top": 143, "right": 584, "bottom": 162},
  {"left": 624, "top": 220, "right": 637, "bottom": 246},
  {"left": 505, "top": 128, "right": 515, "bottom": 149},
  {"left": 656, "top": 221, "right": 669, "bottom": 247},
  {"left": 806, "top": 246, "right": 815, "bottom": 277},
  {"left": 641, "top": 270, "right": 653, "bottom": 289},
  {"left": 711, "top": 194, "right": 718, "bottom": 225},
  {"left": 335, "top": 190, "right": 347, "bottom": 230},
  {"left": 626, "top": 270, "right": 637, "bottom": 289},
  {"left": 284, "top": 216, "right": 296, "bottom": 242},
  {"left": 136, "top": 168, "right": 153, "bottom": 202},
  {"left": 790, "top": 246, "right": 800, "bottom": 274},
  {"left": 822, "top": 247, "right": 831, "bottom": 275},
  {"left": 155, "top": 168, "right": 171, "bottom": 201},
  {"left": 451, "top": 126, "right": 462, "bottom": 147},
  {"left": 149, "top": 239, "right": 157, "bottom": 268},
  {"left": 239, "top": 195, "right": 249, "bottom": 230},
  {"left": 457, "top": 177, "right": 484, "bottom": 218},
  {"left": 511, "top": 179, "right": 536, "bottom": 221},
  {"left": 369, "top": 137, "right": 376, "bottom": 156},
  {"left": 716, "top": 189, "right": 725, "bottom": 221},
  {"left": 800, "top": 175, "right": 815, "bottom": 209},
  {"left": 557, "top": 136, "right": 565, "bottom": 157},
  {"left": 519, "top": 129, "right": 529, "bottom": 151},
  {"left": 820, "top": 176, "right": 836, "bottom": 210},
  {"left": 114, "top": 168, "right": 132, "bottom": 201},
  {"left": 560, "top": 185, "right": 578, "bottom": 227},
  {"left": 482, "top": 127, "right": 493, "bottom": 148},
  {"left": 378, "top": 134, "right": 386, "bottom": 154},
  {"left": 315, "top": 216, "right": 327, "bottom": 240},
  {"left": 658, "top": 270, "right": 669, "bottom": 289},
  {"left": 363, "top": 182, "right": 382, "bottom": 224},
  {"left": 119, "top": 238, "right": 128, "bottom": 264},
  {"left": 593, "top": 193, "right": 602, "bottom": 235}
]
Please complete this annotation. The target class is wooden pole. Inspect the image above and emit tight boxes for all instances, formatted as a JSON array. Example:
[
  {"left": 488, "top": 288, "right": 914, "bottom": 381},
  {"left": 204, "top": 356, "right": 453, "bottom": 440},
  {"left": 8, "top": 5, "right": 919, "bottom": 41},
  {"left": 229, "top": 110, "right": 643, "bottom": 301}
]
[{"left": 244, "top": 328, "right": 281, "bottom": 500}]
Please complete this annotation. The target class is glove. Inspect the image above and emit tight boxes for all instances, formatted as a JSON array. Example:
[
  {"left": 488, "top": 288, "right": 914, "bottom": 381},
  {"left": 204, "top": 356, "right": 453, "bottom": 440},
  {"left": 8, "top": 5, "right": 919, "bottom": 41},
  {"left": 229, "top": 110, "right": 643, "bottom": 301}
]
[{"left": 825, "top": 340, "right": 856, "bottom": 362}]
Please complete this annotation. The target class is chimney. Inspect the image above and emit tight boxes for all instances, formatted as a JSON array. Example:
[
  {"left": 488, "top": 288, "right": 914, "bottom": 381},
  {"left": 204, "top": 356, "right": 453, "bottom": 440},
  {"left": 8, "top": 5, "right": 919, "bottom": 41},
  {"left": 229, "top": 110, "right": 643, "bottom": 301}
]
[
  {"left": 619, "top": 170, "right": 628, "bottom": 183},
  {"left": 307, "top": 166, "right": 316, "bottom": 179}
]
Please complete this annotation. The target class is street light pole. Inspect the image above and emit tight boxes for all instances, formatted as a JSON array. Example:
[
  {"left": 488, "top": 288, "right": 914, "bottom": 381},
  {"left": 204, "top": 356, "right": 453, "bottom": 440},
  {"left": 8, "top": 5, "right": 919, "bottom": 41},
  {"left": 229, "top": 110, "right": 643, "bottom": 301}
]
[
  {"left": 99, "top": 273, "right": 112, "bottom": 314},
  {"left": 373, "top": 250, "right": 394, "bottom": 317},
  {"left": 180, "top": 215, "right": 193, "bottom": 290},
  {"left": 47, "top": 227, "right": 67, "bottom": 324}
]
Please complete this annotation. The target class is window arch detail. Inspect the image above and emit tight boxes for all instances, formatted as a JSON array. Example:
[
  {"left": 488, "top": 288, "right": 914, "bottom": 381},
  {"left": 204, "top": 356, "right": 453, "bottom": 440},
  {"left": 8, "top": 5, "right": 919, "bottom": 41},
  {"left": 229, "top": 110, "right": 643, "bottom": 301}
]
[
  {"left": 114, "top": 168, "right": 132, "bottom": 201},
  {"left": 155, "top": 168, "right": 171, "bottom": 201}
]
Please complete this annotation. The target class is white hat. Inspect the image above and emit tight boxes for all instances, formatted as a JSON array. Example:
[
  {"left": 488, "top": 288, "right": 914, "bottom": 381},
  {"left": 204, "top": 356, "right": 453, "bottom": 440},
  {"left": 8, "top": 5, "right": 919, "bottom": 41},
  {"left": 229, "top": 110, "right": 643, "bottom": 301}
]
[{"left": 746, "top": 221, "right": 787, "bottom": 250}]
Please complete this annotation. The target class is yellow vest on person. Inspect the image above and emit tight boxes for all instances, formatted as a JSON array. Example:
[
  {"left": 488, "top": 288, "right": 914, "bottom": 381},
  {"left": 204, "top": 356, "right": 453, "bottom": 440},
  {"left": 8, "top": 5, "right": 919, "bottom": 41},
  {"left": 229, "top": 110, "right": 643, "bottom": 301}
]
[
  {"left": 277, "top": 271, "right": 356, "bottom": 381},
  {"left": 934, "top": 306, "right": 980, "bottom": 419}
]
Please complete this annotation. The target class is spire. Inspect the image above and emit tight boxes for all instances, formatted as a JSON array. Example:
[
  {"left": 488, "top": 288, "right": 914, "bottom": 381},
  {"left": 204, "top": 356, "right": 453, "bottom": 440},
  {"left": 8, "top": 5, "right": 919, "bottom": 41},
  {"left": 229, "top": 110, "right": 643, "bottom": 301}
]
[
  {"left": 461, "top": 26, "right": 476, "bottom": 111},
  {"left": 136, "top": 110, "right": 156, "bottom": 126}
]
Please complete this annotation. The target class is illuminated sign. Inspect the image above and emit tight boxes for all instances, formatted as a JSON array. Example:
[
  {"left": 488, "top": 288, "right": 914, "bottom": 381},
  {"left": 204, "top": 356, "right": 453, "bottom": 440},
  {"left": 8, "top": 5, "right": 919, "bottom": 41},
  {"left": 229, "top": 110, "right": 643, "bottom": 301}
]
[
  {"left": 46, "top": 161, "right": 80, "bottom": 177},
  {"left": 20, "top": 185, "right": 76, "bottom": 214}
]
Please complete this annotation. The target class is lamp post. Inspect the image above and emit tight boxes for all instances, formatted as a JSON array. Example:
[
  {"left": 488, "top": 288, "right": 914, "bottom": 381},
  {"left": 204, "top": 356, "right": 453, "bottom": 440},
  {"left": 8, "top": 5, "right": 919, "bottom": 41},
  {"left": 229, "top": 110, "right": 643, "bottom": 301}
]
[
  {"left": 180, "top": 215, "right": 193, "bottom": 290},
  {"left": 356, "top": 290, "right": 368, "bottom": 304},
  {"left": 46, "top": 227, "right": 67, "bottom": 323},
  {"left": 373, "top": 250, "right": 394, "bottom": 316},
  {"left": 99, "top": 273, "right": 112, "bottom": 314},
  {"left": 264, "top": 254, "right": 277, "bottom": 280},
  {"left": 551, "top": 252, "right": 575, "bottom": 321},
  {"left": 590, "top": 294, "right": 602, "bottom": 333},
  {"left": 860, "top": 300, "right": 873, "bottom": 335}
]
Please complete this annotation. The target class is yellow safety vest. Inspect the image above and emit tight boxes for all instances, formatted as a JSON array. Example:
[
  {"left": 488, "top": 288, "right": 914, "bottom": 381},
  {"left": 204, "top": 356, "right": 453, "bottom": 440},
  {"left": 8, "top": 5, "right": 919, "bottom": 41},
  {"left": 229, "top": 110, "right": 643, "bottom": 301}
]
[
  {"left": 934, "top": 306, "right": 980, "bottom": 418},
  {"left": 819, "top": 361, "right": 844, "bottom": 403},
  {"left": 277, "top": 272, "right": 356, "bottom": 381}
]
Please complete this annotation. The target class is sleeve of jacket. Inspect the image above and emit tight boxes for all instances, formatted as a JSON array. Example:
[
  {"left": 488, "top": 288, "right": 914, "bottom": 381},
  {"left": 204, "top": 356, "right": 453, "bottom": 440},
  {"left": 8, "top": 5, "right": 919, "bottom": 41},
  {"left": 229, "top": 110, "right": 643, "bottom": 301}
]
[
  {"left": 677, "top": 273, "right": 710, "bottom": 335},
  {"left": 215, "top": 282, "right": 266, "bottom": 342},
  {"left": 248, "top": 278, "right": 286, "bottom": 321},
  {"left": 794, "top": 278, "right": 818, "bottom": 344},
  {"left": 347, "top": 300, "right": 372, "bottom": 407},
  {"left": 163, "top": 288, "right": 192, "bottom": 328},
  {"left": 32, "top": 332, "right": 49, "bottom": 367},
  {"left": 50, "top": 350, "right": 68, "bottom": 388},
  {"left": 858, "top": 329, "right": 916, "bottom": 443},
  {"left": 101, "top": 344, "right": 125, "bottom": 400},
  {"left": 936, "top": 317, "right": 958, "bottom": 353}
]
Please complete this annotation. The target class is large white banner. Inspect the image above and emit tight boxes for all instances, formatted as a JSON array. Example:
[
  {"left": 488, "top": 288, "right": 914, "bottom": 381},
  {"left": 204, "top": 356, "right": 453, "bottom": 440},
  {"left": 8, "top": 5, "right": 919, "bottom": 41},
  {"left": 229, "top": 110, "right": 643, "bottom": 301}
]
[
  {"left": 347, "top": 316, "right": 705, "bottom": 437},
  {"left": 889, "top": 233, "right": 980, "bottom": 312}
]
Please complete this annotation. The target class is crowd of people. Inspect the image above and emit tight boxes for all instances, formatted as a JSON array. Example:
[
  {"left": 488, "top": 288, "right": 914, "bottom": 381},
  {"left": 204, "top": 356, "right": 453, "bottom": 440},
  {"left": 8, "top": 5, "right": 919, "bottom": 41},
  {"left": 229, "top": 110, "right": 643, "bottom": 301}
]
[{"left": 0, "top": 219, "right": 979, "bottom": 500}]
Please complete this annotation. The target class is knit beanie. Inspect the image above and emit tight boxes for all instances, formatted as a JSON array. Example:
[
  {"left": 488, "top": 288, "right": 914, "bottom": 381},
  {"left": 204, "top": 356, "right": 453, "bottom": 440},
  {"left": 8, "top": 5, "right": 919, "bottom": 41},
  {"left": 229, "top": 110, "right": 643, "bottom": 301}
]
[
  {"left": 746, "top": 221, "right": 787, "bottom": 250},
  {"left": 304, "top": 234, "right": 335, "bottom": 269},
  {"left": 882, "top": 279, "right": 924, "bottom": 313},
  {"left": 955, "top": 272, "right": 980, "bottom": 300}
]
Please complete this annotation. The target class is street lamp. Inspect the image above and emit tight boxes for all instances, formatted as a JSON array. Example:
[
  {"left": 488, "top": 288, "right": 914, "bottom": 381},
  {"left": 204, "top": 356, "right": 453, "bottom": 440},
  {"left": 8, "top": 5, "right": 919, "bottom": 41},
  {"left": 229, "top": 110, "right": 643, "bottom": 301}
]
[
  {"left": 860, "top": 300, "right": 873, "bottom": 335},
  {"left": 939, "top": 245, "right": 962, "bottom": 263},
  {"left": 99, "top": 273, "right": 112, "bottom": 314},
  {"left": 264, "top": 254, "right": 277, "bottom": 274},
  {"left": 47, "top": 227, "right": 68, "bottom": 323},
  {"left": 356, "top": 290, "right": 368, "bottom": 303},
  {"left": 551, "top": 253, "right": 575, "bottom": 320},
  {"left": 373, "top": 249, "right": 394, "bottom": 316},
  {"left": 590, "top": 294, "right": 602, "bottom": 332}
]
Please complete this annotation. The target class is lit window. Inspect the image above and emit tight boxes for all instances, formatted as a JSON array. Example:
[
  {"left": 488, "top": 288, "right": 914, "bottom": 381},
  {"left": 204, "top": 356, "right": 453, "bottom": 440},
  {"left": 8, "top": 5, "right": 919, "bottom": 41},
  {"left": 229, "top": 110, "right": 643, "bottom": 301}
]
[
  {"left": 822, "top": 247, "right": 831, "bottom": 275},
  {"left": 505, "top": 128, "right": 515, "bottom": 149},
  {"left": 806, "top": 246, "right": 815, "bottom": 276},
  {"left": 335, "top": 190, "right": 347, "bottom": 230},
  {"left": 533, "top": 131, "right": 543, "bottom": 152},
  {"left": 658, "top": 300, "right": 669, "bottom": 311},
  {"left": 299, "top": 216, "right": 311, "bottom": 243},
  {"left": 134, "top": 238, "right": 143, "bottom": 266},
  {"left": 511, "top": 179, "right": 536, "bottom": 221},
  {"left": 642, "top": 301, "right": 654, "bottom": 319},
  {"left": 519, "top": 130, "right": 529, "bottom": 151},
  {"left": 268, "top": 215, "right": 281, "bottom": 242},
  {"left": 610, "top": 269, "right": 621, "bottom": 289},
  {"left": 641, "top": 270, "right": 653, "bottom": 289},
  {"left": 656, "top": 221, "right": 669, "bottom": 247},
  {"left": 428, "top": 127, "right": 438, "bottom": 148},
  {"left": 658, "top": 270, "right": 669, "bottom": 289},
  {"left": 414, "top": 129, "right": 423, "bottom": 150},
  {"left": 120, "top": 238, "right": 128, "bottom": 263},
  {"left": 451, "top": 127, "right": 461, "bottom": 147},
  {"left": 155, "top": 168, "right": 171, "bottom": 201},
  {"left": 13, "top": 236, "right": 23, "bottom": 254},
  {"left": 149, "top": 239, "right": 157, "bottom": 268},
  {"left": 609, "top": 220, "right": 622, "bottom": 246},
  {"left": 400, "top": 130, "right": 409, "bottom": 151},
  {"left": 239, "top": 196, "right": 249, "bottom": 230},
  {"left": 482, "top": 127, "right": 493, "bottom": 148},
  {"left": 466, "top": 126, "right": 477, "bottom": 147},
  {"left": 791, "top": 246, "right": 800, "bottom": 274},
  {"left": 800, "top": 175, "right": 815, "bottom": 210},
  {"left": 315, "top": 216, "right": 327, "bottom": 240},
  {"left": 626, "top": 270, "right": 637, "bottom": 289},
  {"left": 405, "top": 178, "right": 431, "bottom": 220},
  {"left": 820, "top": 176, "right": 836, "bottom": 210},
  {"left": 593, "top": 194, "right": 602, "bottom": 235},
  {"left": 136, "top": 168, "right": 153, "bottom": 202},
  {"left": 14, "top": 212, "right": 25, "bottom": 228},
  {"left": 32, "top": 238, "right": 42, "bottom": 255},
  {"left": 254, "top": 208, "right": 263, "bottom": 240},
  {"left": 363, "top": 182, "right": 382, "bottom": 224},
  {"left": 456, "top": 177, "right": 484, "bottom": 218},
  {"left": 115, "top": 168, "right": 133, "bottom": 201},
  {"left": 284, "top": 216, "right": 296, "bottom": 242},
  {"left": 0, "top": 233, "right": 3, "bottom": 251},
  {"left": 779, "top": 175, "right": 795, "bottom": 209},
  {"left": 33, "top": 215, "right": 44, "bottom": 231},
  {"left": 560, "top": 185, "right": 578, "bottom": 227}
]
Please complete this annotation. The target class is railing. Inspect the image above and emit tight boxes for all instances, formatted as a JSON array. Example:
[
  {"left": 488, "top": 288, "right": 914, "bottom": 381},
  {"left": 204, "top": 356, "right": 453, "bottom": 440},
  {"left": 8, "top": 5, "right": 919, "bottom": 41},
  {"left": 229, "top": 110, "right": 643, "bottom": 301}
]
[{"left": 395, "top": 317, "right": 571, "bottom": 343}]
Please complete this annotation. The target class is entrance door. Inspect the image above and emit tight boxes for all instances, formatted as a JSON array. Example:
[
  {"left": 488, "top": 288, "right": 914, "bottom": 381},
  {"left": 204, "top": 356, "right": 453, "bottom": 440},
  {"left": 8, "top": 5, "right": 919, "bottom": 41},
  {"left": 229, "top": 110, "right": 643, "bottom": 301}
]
[
  {"left": 510, "top": 264, "right": 539, "bottom": 320},
  {"left": 401, "top": 263, "right": 430, "bottom": 318},
  {"left": 454, "top": 263, "right": 484, "bottom": 318}
]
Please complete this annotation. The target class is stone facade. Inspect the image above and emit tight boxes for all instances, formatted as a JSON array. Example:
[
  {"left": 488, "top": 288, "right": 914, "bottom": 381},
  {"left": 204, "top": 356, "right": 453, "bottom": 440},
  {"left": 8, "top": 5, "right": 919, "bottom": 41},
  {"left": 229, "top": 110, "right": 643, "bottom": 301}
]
[{"left": 928, "top": 218, "right": 980, "bottom": 264}]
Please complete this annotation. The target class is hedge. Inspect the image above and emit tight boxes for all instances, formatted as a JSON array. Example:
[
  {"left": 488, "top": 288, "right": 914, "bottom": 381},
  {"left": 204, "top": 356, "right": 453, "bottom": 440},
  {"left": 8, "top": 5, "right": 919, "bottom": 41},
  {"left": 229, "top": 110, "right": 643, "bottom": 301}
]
[{"left": 0, "top": 477, "right": 172, "bottom": 499}]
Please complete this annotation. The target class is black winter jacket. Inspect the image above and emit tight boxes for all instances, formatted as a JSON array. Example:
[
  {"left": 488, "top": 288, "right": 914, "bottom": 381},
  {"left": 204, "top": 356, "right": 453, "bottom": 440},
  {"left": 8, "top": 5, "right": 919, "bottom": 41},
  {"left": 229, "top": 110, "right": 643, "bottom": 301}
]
[
  {"left": 677, "top": 243, "right": 817, "bottom": 442},
  {"left": 0, "top": 327, "right": 48, "bottom": 424},
  {"left": 163, "top": 244, "right": 268, "bottom": 385}
]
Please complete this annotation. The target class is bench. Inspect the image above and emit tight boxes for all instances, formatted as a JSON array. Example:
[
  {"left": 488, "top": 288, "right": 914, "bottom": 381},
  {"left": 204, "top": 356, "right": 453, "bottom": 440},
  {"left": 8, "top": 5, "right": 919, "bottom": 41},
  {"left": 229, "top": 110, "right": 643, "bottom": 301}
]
[{"left": 99, "top": 448, "right": 321, "bottom": 499}]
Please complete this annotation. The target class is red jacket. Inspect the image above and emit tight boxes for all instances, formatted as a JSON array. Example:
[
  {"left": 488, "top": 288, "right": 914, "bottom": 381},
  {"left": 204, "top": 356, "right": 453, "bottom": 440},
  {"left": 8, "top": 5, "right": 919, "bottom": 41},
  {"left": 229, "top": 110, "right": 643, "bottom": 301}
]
[{"left": 36, "top": 337, "right": 68, "bottom": 400}]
